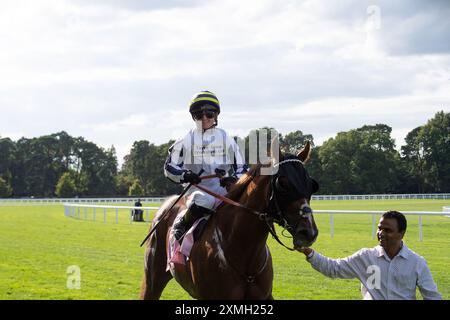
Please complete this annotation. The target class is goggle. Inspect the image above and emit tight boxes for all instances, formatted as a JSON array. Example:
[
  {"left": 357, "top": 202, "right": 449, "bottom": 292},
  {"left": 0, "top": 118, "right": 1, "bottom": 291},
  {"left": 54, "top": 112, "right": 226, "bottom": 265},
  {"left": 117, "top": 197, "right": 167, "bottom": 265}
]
[{"left": 192, "top": 110, "right": 216, "bottom": 120}]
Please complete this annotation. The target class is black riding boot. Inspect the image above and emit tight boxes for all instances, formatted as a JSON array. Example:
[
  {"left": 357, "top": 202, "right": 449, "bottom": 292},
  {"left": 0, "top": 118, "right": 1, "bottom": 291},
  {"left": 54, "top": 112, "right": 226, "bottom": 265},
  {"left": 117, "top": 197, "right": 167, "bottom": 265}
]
[{"left": 173, "top": 203, "right": 213, "bottom": 241}]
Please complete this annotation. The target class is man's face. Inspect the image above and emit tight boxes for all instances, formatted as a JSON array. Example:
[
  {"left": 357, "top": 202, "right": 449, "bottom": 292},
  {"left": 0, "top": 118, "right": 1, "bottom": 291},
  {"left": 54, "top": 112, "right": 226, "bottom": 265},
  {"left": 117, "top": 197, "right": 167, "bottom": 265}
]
[{"left": 376, "top": 217, "right": 404, "bottom": 249}]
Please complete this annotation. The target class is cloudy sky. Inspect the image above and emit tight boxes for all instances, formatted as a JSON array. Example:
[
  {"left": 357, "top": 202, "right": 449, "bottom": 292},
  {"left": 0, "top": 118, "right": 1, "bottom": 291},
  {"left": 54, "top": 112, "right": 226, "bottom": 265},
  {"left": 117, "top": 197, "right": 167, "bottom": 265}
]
[{"left": 1, "top": 0, "right": 449, "bottom": 165}]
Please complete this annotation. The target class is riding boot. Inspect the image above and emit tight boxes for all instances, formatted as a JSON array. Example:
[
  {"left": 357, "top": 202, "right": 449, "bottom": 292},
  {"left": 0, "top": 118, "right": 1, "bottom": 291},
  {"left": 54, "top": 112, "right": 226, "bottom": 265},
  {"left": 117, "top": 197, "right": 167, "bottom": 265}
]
[{"left": 173, "top": 203, "right": 213, "bottom": 241}]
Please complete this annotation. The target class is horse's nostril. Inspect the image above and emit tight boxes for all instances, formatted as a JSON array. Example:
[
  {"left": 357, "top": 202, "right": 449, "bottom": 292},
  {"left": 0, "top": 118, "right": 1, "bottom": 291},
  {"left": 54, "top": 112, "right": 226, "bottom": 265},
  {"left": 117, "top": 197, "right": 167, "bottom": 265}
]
[
  {"left": 297, "top": 228, "right": 310, "bottom": 239},
  {"left": 296, "top": 227, "right": 318, "bottom": 243}
]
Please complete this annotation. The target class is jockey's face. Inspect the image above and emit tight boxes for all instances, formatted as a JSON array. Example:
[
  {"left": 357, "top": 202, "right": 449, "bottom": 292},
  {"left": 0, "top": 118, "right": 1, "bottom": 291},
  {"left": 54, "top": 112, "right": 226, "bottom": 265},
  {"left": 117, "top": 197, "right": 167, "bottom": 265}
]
[
  {"left": 201, "top": 113, "right": 216, "bottom": 129},
  {"left": 193, "top": 109, "right": 217, "bottom": 130}
]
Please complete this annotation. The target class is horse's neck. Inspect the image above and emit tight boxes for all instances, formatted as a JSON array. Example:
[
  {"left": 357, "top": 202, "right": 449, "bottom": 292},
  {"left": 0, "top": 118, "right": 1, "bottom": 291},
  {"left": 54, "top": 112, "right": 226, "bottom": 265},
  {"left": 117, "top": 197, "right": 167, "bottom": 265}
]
[{"left": 220, "top": 175, "right": 271, "bottom": 255}]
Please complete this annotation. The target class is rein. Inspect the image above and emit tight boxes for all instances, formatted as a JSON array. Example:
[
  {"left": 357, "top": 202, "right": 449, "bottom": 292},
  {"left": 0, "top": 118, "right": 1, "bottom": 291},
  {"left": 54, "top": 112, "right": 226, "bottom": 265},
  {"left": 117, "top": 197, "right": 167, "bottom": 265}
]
[
  {"left": 193, "top": 159, "right": 307, "bottom": 252},
  {"left": 187, "top": 159, "right": 306, "bottom": 283}
]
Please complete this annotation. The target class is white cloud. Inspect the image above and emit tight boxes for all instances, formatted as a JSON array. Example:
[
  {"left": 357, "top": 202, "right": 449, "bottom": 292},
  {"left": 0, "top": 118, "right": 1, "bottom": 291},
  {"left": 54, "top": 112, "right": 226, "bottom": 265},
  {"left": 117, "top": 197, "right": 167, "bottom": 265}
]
[{"left": 0, "top": 0, "right": 449, "bottom": 166}]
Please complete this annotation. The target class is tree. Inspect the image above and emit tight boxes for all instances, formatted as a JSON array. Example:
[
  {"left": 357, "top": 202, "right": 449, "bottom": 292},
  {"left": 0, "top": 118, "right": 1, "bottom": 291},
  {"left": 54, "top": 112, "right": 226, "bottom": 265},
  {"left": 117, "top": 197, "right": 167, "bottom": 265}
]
[
  {"left": 115, "top": 173, "right": 134, "bottom": 196},
  {"left": 121, "top": 140, "right": 181, "bottom": 196},
  {"left": 129, "top": 179, "right": 144, "bottom": 197},
  {"left": 55, "top": 172, "right": 77, "bottom": 198},
  {"left": 2, "top": 112, "right": 447, "bottom": 197},
  {"left": 352, "top": 124, "right": 400, "bottom": 193},
  {"left": 318, "top": 133, "right": 354, "bottom": 194},
  {"left": 146, "top": 141, "right": 182, "bottom": 195},
  {"left": 71, "top": 138, "right": 118, "bottom": 196},
  {"left": 0, "top": 137, "right": 15, "bottom": 195},
  {"left": 280, "top": 130, "right": 314, "bottom": 154},
  {"left": 4, "top": 132, "right": 119, "bottom": 197},
  {"left": 0, "top": 137, "right": 16, "bottom": 177},
  {"left": 10, "top": 132, "right": 77, "bottom": 197},
  {"left": 401, "top": 127, "right": 427, "bottom": 192},
  {"left": 421, "top": 111, "right": 450, "bottom": 192},
  {"left": 277, "top": 130, "right": 321, "bottom": 187},
  {"left": 0, "top": 177, "right": 12, "bottom": 198},
  {"left": 13, "top": 136, "right": 59, "bottom": 197},
  {"left": 318, "top": 124, "right": 400, "bottom": 194},
  {"left": 402, "top": 111, "right": 450, "bottom": 192}
]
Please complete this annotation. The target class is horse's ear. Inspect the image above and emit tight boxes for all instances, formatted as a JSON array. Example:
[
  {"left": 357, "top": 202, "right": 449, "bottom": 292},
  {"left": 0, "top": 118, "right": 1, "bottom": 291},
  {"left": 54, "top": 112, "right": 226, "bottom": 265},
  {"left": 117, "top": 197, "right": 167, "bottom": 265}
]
[{"left": 297, "top": 140, "right": 311, "bottom": 164}]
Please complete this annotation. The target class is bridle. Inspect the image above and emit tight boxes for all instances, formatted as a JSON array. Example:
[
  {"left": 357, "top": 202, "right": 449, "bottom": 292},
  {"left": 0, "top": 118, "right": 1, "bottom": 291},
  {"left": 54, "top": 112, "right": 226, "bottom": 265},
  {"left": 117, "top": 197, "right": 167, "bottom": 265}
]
[
  {"left": 265, "top": 158, "right": 314, "bottom": 250},
  {"left": 187, "top": 158, "right": 315, "bottom": 283},
  {"left": 194, "top": 158, "right": 314, "bottom": 251}
]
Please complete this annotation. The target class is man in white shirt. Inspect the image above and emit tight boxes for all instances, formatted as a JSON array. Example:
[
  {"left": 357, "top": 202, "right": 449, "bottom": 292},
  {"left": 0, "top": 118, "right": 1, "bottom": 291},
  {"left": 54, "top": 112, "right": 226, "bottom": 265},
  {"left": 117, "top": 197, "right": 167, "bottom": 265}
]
[{"left": 297, "top": 211, "right": 442, "bottom": 300}]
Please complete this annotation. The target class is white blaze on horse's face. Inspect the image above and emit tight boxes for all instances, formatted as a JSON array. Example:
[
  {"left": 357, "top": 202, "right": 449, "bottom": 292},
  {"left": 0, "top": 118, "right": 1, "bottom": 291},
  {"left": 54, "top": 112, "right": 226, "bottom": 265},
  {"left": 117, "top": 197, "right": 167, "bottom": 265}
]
[
  {"left": 299, "top": 201, "right": 314, "bottom": 236},
  {"left": 300, "top": 202, "right": 313, "bottom": 219},
  {"left": 292, "top": 199, "right": 318, "bottom": 248}
]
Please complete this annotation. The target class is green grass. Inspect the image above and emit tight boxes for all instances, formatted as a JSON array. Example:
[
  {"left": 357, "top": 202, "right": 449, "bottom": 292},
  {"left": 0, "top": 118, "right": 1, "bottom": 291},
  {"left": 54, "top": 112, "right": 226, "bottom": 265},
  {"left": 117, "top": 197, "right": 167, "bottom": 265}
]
[{"left": 0, "top": 199, "right": 449, "bottom": 300}]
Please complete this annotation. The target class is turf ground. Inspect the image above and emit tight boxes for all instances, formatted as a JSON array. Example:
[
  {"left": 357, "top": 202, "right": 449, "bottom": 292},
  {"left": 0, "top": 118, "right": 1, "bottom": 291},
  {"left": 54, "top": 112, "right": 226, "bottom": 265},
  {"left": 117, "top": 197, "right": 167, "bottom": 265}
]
[{"left": 0, "top": 199, "right": 448, "bottom": 300}]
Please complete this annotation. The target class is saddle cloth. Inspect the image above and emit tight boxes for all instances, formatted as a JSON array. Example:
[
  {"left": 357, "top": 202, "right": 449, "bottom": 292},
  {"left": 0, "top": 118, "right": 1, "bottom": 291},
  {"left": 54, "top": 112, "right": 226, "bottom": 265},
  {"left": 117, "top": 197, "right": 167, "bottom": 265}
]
[{"left": 166, "top": 210, "right": 209, "bottom": 271}]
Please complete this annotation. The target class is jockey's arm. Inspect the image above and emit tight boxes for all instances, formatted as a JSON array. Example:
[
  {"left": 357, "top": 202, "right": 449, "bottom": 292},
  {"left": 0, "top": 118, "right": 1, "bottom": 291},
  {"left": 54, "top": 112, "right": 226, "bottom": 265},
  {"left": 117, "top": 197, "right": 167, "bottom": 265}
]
[{"left": 164, "top": 140, "right": 186, "bottom": 184}]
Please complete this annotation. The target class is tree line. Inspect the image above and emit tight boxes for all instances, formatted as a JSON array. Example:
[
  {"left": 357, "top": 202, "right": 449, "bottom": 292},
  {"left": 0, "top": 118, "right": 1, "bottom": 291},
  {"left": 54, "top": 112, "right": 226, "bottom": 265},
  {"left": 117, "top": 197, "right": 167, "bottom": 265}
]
[{"left": 0, "top": 111, "right": 448, "bottom": 198}]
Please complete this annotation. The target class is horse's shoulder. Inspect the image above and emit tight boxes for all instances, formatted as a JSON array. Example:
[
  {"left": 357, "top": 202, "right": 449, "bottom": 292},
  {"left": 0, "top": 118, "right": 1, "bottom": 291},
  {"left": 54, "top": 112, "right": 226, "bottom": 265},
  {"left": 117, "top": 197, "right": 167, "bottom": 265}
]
[{"left": 154, "top": 195, "right": 186, "bottom": 222}]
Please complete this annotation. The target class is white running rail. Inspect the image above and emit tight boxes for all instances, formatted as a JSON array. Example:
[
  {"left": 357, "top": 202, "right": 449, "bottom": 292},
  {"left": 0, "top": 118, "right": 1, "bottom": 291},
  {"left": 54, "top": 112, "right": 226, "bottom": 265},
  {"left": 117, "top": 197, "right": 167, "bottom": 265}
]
[
  {"left": 2, "top": 193, "right": 450, "bottom": 204},
  {"left": 314, "top": 210, "right": 448, "bottom": 242},
  {"left": 0, "top": 197, "right": 167, "bottom": 205},
  {"left": 63, "top": 203, "right": 161, "bottom": 225},
  {"left": 62, "top": 203, "right": 450, "bottom": 241}
]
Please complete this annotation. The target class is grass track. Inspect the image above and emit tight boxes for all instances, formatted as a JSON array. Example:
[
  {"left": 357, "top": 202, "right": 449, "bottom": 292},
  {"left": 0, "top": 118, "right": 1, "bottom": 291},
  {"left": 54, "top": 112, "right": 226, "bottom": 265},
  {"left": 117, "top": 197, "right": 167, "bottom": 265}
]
[{"left": 0, "top": 199, "right": 449, "bottom": 300}]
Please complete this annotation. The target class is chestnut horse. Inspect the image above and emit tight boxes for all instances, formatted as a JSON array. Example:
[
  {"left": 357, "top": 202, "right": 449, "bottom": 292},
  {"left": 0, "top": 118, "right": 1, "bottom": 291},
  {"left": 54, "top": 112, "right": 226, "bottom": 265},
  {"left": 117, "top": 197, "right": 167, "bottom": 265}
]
[{"left": 140, "top": 143, "right": 319, "bottom": 299}]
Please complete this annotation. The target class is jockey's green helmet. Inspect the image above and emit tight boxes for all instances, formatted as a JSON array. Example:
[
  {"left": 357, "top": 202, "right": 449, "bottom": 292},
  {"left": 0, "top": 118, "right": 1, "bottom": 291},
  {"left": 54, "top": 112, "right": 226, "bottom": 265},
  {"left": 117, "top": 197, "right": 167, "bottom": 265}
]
[{"left": 189, "top": 90, "right": 220, "bottom": 115}]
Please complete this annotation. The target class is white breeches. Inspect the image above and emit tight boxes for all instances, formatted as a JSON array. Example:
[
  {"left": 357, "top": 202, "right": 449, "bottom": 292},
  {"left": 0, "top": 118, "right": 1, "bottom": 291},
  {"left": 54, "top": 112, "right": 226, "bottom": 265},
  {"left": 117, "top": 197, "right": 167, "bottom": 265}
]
[{"left": 185, "top": 185, "right": 227, "bottom": 210}]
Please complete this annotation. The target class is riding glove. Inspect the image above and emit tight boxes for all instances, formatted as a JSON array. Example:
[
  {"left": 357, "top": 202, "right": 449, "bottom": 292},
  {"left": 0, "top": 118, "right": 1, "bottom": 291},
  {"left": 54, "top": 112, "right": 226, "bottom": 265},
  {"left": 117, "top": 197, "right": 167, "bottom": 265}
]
[
  {"left": 181, "top": 170, "right": 202, "bottom": 184},
  {"left": 220, "top": 176, "right": 238, "bottom": 189}
]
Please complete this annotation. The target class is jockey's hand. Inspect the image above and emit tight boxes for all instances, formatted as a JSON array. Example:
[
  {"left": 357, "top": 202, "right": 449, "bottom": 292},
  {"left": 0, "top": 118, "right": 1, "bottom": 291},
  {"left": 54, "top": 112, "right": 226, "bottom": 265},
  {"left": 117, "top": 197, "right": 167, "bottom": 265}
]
[
  {"left": 220, "top": 176, "right": 238, "bottom": 190},
  {"left": 182, "top": 170, "right": 202, "bottom": 184},
  {"left": 214, "top": 168, "right": 226, "bottom": 178}
]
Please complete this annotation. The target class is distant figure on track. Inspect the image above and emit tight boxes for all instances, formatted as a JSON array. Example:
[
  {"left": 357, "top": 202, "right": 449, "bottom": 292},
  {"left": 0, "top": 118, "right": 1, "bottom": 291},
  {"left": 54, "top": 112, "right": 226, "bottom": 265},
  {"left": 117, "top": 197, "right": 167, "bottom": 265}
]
[{"left": 133, "top": 199, "right": 144, "bottom": 222}]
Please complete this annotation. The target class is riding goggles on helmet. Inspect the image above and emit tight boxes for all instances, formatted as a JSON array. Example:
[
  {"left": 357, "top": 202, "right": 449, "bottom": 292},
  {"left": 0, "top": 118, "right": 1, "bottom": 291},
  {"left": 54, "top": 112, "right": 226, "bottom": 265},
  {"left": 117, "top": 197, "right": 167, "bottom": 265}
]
[{"left": 192, "top": 105, "right": 217, "bottom": 120}]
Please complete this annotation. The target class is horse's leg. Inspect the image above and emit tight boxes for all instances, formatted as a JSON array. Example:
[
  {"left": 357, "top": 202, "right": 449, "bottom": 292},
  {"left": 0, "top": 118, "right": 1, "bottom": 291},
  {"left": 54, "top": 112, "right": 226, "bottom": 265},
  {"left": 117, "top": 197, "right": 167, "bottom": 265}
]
[
  {"left": 140, "top": 196, "right": 186, "bottom": 299},
  {"left": 140, "top": 232, "right": 173, "bottom": 300}
]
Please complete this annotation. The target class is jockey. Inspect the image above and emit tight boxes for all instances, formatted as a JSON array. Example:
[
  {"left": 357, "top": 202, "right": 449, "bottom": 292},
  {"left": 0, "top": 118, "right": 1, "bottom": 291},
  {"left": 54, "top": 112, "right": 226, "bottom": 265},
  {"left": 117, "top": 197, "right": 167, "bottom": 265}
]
[{"left": 164, "top": 90, "right": 248, "bottom": 241}]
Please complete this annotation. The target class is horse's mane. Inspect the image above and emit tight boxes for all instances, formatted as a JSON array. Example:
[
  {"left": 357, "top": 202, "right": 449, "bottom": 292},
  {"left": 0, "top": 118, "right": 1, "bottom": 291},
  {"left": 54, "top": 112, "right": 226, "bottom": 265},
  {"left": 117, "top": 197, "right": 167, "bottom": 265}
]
[{"left": 226, "top": 164, "right": 262, "bottom": 201}]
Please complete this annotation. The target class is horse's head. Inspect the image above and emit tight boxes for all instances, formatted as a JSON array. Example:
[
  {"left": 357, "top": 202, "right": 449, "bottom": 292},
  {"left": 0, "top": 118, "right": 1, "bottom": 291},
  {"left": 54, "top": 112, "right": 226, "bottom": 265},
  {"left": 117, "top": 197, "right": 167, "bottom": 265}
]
[{"left": 268, "top": 141, "right": 319, "bottom": 248}]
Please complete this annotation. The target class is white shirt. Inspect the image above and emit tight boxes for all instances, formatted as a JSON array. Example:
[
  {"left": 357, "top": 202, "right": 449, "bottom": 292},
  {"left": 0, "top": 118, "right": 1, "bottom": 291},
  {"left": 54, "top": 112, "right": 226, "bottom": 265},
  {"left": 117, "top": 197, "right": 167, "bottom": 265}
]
[{"left": 307, "top": 243, "right": 441, "bottom": 300}]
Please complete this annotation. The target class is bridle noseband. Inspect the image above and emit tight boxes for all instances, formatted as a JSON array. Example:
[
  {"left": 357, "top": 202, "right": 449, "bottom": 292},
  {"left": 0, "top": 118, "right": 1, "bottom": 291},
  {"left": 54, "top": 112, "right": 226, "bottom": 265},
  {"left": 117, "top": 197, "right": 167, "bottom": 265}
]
[{"left": 262, "top": 158, "right": 314, "bottom": 250}]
